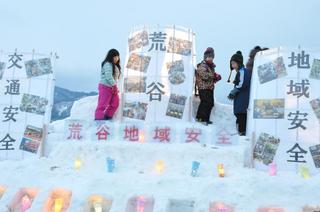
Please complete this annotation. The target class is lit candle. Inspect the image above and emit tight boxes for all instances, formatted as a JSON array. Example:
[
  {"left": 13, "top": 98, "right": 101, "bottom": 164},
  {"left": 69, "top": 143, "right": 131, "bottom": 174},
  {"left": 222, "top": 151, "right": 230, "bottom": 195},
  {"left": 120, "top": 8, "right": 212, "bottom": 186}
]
[
  {"left": 210, "top": 201, "right": 234, "bottom": 212},
  {"left": 215, "top": 202, "right": 227, "bottom": 212},
  {"left": 217, "top": 164, "right": 225, "bottom": 177},
  {"left": 191, "top": 161, "right": 200, "bottom": 177},
  {"left": 74, "top": 157, "right": 82, "bottom": 170},
  {"left": 299, "top": 165, "right": 310, "bottom": 179},
  {"left": 54, "top": 198, "right": 63, "bottom": 212},
  {"left": 155, "top": 160, "right": 165, "bottom": 173},
  {"left": 209, "top": 202, "right": 235, "bottom": 212},
  {"left": 269, "top": 162, "right": 277, "bottom": 176},
  {"left": 257, "top": 207, "right": 285, "bottom": 212},
  {"left": 21, "top": 194, "right": 32, "bottom": 212},
  {"left": 106, "top": 157, "right": 115, "bottom": 172},
  {"left": 139, "top": 132, "right": 145, "bottom": 143},
  {"left": 93, "top": 201, "right": 102, "bottom": 212},
  {"left": 0, "top": 185, "right": 5, "bottom": 200},
  {"left": 136, "top": 196, "right": 146, "bottom": 212}
]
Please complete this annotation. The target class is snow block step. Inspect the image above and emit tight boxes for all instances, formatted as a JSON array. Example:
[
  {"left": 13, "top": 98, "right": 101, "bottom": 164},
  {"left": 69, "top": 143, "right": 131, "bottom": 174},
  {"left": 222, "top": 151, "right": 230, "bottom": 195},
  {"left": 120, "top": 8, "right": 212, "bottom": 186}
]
[
  {"left": 125, "top": 196, "right": 155, "bottom": 212},
  {"left": 84, "top": 194, "right": 113, "bottom": 212},
  {"left": 7, "top": 187, "right": 39, "bottom": 212},
  {"left": 42, "top": 188, "right": 72, "bottom": 211}
]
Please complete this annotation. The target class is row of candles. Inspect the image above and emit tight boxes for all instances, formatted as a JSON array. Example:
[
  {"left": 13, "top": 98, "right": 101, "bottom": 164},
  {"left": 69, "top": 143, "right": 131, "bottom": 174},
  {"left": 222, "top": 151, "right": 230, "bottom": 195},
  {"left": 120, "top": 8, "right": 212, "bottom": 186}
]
[
  {"left": 1, "top": 185, "right": 317, "bottom": 212},
  {"left": 74, "top": 157, "right": 225, "bottom": 177},
  {"left": 0, "top": 188, "right": 237, "bottom": 212},
  {"left": 0, "top": 190, "right": 267, "bottom": 212},
  {"left": 2, "top": 189, "right": 319, "bottom": 212},
  {"left": 0, "top": 188, "right": 104, "bottom": 212},
  {"left": 75, "top": 157, "right": 311, "bottom": 179},
  {"left": 0, "top": 194, "right": 65, "bottom": 212}
]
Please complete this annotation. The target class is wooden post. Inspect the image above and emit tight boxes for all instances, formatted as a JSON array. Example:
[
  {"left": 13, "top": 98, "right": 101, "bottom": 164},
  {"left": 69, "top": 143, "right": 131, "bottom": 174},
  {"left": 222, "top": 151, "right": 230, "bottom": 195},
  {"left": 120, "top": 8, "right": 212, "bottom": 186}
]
[
  {"left": 40, "top": 124, "right": 48, "bottom": 158},
  {"left": 250, "top": 131, "right": 256, "bottom": 168}
]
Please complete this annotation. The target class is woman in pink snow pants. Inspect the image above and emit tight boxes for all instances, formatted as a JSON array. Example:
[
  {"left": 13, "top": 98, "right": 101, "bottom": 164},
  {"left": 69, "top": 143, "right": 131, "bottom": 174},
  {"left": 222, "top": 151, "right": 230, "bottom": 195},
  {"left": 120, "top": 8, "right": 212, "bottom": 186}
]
[{"left": 95, "top": 49, "right": 121, "bottom": 120}]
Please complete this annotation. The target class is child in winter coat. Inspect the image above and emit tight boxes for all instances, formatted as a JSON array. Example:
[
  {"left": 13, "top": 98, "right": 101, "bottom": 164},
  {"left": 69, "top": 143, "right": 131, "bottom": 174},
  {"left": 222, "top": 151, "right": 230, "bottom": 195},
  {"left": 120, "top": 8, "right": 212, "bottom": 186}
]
[
  {"left": 95, "top": 49, "right": 121, "bottom": 120},
  {"left": 228, "top": 51, "right": 251, "bottom": 135},
  {"left": 195, "top": 47, "right": 221, "bottom": 125}
]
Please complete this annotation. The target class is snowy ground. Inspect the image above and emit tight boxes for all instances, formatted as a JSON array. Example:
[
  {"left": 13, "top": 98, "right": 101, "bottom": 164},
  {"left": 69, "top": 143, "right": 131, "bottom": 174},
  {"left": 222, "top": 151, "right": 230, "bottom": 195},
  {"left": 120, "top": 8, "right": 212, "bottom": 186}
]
[{"left": 0, "top": 96, "right": 319, "bottom": 212}]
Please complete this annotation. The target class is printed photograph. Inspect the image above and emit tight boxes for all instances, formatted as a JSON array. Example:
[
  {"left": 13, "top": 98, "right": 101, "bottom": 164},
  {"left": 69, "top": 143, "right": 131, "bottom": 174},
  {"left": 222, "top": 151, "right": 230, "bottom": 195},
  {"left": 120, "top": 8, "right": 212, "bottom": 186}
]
[
  {"left": 128, "top": 30, "right": 149, "bottom": 52},
  {"left": 167, "top": 60, "right": 185, "bottom": 85},
  {"left": 23, "top": 125, "right": 44, "bottom": 141},
  {"left": 166, "top": 94, "right": 187, "bottom": 119},
  {"left": 257, "top": 62, "right": 277, "bottom": 84},
  {"left": 123, "top": 101, "right": 148, "bottom": 121},
  {"left": 19, "top": 137, "right": 41, "bottom": 154},
  {"left": 310, "top": 59, "right": 320, "bottom": 80},
  {"left": 124, "top": 76, "right": 147, "bottom": 93},
  {"left": 126, "top": 53, "right": 151, "bottom": 73},
  {"left": 310, "top": 98, "right": 320, "bottom": 121},
  {"left": 309, "top": 144, "right": 320, "bottom": 168},
  {"left": 253, "top": 99, "right": 285, "bottom": 119},
  {"left": 25, "top": 58, "right": 53, "bottom": 78},
  {"left": 273, "top": 56, "right": 287, "bottom": 78},
  {"left": 257, "top": 57, "right": 287, "bottom": 84},
  {"left": 169, "top": 72, "right": 186, "bottom": 85},
  {"left": 20, "top": 94, "right": 48, "bottom": 115},
  {"left": 253, "top": 132, "right": 280, "bottom": 165},
  {"left": 166, "top": 60, "right": 184, "bottom": 75},
  {"left": 167, "top": 37, "right": 192, "bottom": 56},
  {"left": 19, "top": 125, "right": 44, "bottom": 154}
]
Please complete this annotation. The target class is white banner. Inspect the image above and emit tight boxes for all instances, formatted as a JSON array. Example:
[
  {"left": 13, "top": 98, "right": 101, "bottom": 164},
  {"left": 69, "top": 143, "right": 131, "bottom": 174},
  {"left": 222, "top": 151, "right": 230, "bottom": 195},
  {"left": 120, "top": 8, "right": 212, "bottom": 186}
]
[
  {"left": 122, "top": 25, "right": 196, "bottom": 122},
  {"left": 0, "top": 50, "right": 55, "bottom": 160},
  {"left": 247, "top": 47, "right": 320, "bottom": 174}
]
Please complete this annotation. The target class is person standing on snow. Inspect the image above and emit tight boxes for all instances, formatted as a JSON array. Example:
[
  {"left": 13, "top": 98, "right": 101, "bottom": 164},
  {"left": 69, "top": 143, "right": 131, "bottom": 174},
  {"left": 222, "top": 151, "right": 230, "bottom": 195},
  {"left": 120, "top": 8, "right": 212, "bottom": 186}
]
[
  {"left": 227, "top": 51, "right": 251, "bottom": 136},
  {"left": 95, "top": 49, "right": 121, "bottom": 120},
  {"left": 195, "top": 47, "right": 221, "bottom": 125}
]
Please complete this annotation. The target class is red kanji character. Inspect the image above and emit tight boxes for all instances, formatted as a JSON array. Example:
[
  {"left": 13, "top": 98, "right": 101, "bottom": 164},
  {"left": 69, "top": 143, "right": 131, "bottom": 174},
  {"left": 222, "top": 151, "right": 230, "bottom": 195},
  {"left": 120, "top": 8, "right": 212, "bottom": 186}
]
[
  {"left": 153, "top": 127, "right": 170, "bottom": 142},
  {"left": 185, "top": 128, "right": 201, "bottom": 143},
  {"left": 67, "top": 123, "right": 83, "bottom": 140},
  {"left": 96, "top": 125, "right": 110, "bottom": 141},
  {"left": 124, "top": 126, "right": 139, "bottom": 142},
  {"left": 217, "top": 130, "right": 231, "bottom": 145}
]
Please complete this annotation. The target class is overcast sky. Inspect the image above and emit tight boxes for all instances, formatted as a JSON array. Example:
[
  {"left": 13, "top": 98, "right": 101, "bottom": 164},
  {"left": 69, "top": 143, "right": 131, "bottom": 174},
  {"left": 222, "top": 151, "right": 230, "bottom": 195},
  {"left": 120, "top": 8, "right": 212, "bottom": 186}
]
[{"left": 1, "top": 0, "right": 319, "bottom": 102}]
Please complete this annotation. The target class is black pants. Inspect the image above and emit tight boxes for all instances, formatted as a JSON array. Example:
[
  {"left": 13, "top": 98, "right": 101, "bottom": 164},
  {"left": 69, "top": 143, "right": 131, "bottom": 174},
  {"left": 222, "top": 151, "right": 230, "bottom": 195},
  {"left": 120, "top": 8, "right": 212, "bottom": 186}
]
[
  {"left": 196, "top": 89, "right": 214, "bottom": 122},
  {"left": 235, "top": 113, "right": 247, "bottom": 135}
]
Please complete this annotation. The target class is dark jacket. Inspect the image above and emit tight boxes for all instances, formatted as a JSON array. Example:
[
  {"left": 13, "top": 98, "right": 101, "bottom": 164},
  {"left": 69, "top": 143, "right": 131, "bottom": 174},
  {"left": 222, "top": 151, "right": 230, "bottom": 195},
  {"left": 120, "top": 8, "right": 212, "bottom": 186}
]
[
  {"left": 233, "top": 67, "right": 251, "bottom": 114},
  {"left": 195, "top": 60, "right": 221, "bottom": 90}
]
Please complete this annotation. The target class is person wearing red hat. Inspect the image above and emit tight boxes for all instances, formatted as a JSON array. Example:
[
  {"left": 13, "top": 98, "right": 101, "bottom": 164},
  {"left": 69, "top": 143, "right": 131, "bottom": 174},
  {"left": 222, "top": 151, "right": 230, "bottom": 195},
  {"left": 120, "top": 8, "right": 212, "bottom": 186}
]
[{"left": 195, "top": 47, "right": 221, "bottom": 125}]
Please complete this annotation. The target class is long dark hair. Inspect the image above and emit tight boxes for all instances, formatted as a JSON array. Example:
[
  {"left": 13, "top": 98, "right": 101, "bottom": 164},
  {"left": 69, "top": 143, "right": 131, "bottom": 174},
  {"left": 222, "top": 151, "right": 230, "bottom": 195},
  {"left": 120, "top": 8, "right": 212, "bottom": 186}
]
[
  {"left": 246, "top": 46, "right": 269, "bottom": 72},
  {"left": 102, "top": 49, "right": 121, "bottom": 79}
]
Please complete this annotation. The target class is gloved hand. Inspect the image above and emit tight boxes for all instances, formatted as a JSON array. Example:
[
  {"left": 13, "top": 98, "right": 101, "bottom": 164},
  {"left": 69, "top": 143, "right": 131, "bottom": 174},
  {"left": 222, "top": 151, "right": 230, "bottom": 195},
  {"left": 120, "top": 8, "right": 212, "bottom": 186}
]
[
  {"left": 213, "top": 72, "right": 222, "bottom": 83},
  {"left": 228, "top": 88, "right": 240, "bottom": 100}
]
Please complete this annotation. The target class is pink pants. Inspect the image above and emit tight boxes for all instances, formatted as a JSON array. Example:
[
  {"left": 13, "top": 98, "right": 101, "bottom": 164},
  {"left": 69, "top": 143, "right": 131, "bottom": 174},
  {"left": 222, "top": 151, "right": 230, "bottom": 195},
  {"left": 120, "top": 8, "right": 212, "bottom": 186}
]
[{"left": 95, "top": 83, "right": 120, "bottom": 120}]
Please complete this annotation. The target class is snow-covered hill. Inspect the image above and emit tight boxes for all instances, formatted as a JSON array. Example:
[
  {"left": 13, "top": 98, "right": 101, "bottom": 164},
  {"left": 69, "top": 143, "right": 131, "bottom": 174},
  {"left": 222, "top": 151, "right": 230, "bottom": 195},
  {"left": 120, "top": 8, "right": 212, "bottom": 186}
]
[{"left": 51, "top": 86, "right": 97, "bottom": 122}]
